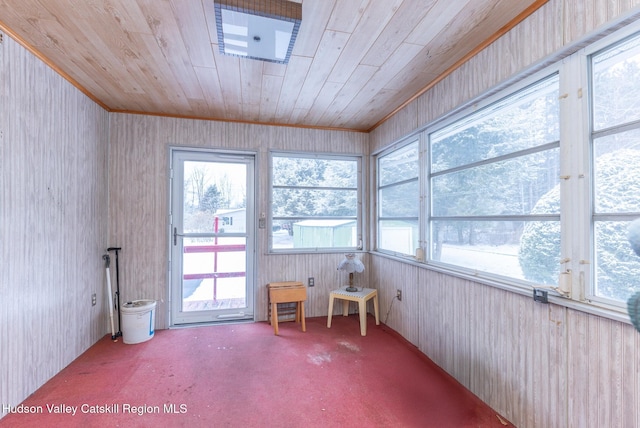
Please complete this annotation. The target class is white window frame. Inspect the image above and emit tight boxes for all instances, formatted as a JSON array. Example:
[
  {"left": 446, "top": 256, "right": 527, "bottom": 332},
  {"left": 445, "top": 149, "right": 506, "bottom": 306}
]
[
  {"left": 371, "top": 21, "right": 640, "bottom": 321},
  {"left": 375, "top": 137, "right": 421, "bottom": 259},
  {"left": 370, "top": 19, "right": 640, "bottom": 320},
  {"left": 579, "top": 22, "right": 640, "bottom": 310},
  {"left": 425, "top": 70, "right": 562, "bottom": 288},
  {"left": 268, "top": 151, "right": 363, "bottom": 253}
]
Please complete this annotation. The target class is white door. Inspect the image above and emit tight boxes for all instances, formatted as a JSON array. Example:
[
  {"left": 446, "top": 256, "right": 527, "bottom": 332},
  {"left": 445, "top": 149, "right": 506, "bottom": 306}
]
[{"left": 170, "top": 149, "right": 255, "bottom": 325}]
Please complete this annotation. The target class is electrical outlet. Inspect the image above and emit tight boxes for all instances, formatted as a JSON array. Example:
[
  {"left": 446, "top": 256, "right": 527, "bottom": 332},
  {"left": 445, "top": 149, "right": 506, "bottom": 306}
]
[
  {"left": 308, "top": 277, "right": 314, "bottom": 287},
  {"left": 91, "top": 293, "right": 97, "bottom": 306},
  {"left": 396, "top": 289, "right": 402, "bottom": 301}
]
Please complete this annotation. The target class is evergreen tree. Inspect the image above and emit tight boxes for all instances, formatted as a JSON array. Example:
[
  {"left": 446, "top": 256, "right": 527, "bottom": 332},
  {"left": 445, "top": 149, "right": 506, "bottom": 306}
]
[{"left": 200, "top": 184, "right": 222, "bottom": 213}]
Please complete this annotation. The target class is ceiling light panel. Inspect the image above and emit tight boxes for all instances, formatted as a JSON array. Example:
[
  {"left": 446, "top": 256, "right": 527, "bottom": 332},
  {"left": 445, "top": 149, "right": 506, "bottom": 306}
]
[{"left": 214, "top": 0, "right": 302, "bottom": 64}]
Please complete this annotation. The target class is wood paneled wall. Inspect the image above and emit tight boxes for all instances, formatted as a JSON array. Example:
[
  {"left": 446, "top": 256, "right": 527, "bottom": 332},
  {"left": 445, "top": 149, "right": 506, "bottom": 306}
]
[
  {"left": 0, "top": 34, "right": 109, "bottom": 416},
  {"left": 107, "top": 114, "right": 368, "bottom": 327},
  {"left": 370, "top": 1, "right": 640, "bottom": 427},
  {"left": 371, "top": 256, "right": 640, "bottom": 427},
  {"left": 4, "top": 0, "right": 640, "bottom": 425}
]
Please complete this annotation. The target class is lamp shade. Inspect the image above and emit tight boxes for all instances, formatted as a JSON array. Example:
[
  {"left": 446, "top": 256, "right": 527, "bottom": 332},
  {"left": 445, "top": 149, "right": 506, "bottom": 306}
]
[
  {"left": 337, "top": 253, "right": 364, "bottom": 291},
  {"left": 337, "top": 253, "right": 364, "bottom": 274}
]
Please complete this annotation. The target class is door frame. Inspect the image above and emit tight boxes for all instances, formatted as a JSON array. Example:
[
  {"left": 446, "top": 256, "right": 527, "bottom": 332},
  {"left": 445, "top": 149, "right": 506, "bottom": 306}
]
[{"left": 168, "top": 147, "right": 257, "bottom": 327}]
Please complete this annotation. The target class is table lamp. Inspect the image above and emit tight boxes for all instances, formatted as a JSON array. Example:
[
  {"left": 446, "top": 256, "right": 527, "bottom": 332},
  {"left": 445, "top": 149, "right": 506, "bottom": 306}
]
[{"left": 337, "top": 253, "right": 364, "bottom": 292}]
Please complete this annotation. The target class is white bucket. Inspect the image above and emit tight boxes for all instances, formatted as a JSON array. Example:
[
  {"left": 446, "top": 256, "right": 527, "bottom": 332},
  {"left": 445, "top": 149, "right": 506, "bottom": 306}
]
[{"left": 121, "top": 300, "right": 156, "bottom": 344}]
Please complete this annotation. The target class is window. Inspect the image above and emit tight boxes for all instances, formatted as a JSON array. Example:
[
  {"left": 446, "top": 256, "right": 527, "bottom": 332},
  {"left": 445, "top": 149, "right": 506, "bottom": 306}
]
[
  {"left": 377, "top": 140, "right": 419, "bottom": 256},
  {"left": 589, "top": 32, "right": 640, "bottom": 304},
  {"left": 370, "top": 20, "right": 640, "bottom": 317},
  {"left": 270, "top": 152, "right": 361, "bottom": 251},
  {"left": 429, "top": 75, "right": 561, "bottom": 283}
]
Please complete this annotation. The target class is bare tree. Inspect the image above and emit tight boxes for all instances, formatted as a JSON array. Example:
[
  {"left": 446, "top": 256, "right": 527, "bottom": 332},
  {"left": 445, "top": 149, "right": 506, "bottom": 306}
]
[
  {"left": 218, "top": 173, "right": 232, "bottom": 208},
  {"left": 189, "top": 166, "right": 208, "bottom": 208}
]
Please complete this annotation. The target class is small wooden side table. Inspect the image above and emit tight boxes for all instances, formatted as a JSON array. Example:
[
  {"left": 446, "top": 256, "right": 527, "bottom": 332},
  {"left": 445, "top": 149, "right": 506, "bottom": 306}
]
[
  {"left": 327, "top": 286, "right": 380, "bottom": 336},
  {"left": 267, "top": 281, "right": 307, "bottom": 335}
]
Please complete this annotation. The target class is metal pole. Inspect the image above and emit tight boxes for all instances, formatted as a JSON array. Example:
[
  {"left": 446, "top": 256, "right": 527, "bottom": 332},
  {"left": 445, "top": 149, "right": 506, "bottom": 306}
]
[
  {"left": 107, "top": 247, "right": 123, "bottom": 337},
  {"left": 214, "top": 217, "right": 219, "bottom": 301},
  {"left": 103, "top": 254, "right": 117, "bottom": 341}
]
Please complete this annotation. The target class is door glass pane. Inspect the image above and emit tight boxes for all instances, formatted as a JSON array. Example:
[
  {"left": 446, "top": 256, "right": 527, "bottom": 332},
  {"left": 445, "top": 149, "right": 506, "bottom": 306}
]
[
  {"left": 171, "top": 151, "right": 254, "bottom": 325},
  {"left": 183, "top": 161, "right": 247, "bottom": 234},
  {"left": 182, "top": 237, "right": 247, "bottom": 311}
]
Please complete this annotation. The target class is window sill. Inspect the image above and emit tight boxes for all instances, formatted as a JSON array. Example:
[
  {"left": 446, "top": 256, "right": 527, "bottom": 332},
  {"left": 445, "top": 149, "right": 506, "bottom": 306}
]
[{"left": 370, "top": 250, "right": 632, "bottom": 326}]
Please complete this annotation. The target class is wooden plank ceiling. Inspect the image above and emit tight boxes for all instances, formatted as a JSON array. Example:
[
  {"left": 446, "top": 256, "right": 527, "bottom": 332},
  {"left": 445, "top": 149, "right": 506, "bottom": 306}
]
[{"left": 0, "top": 0, "right": 546, "bottom": 132}]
